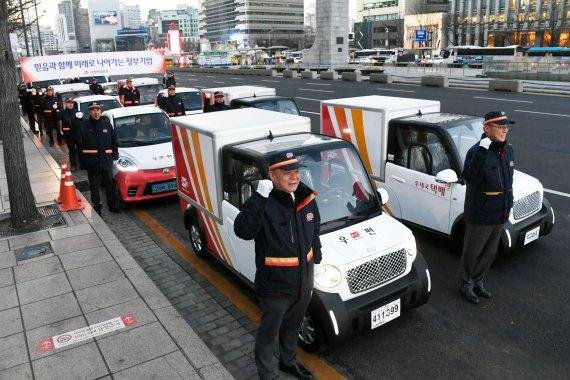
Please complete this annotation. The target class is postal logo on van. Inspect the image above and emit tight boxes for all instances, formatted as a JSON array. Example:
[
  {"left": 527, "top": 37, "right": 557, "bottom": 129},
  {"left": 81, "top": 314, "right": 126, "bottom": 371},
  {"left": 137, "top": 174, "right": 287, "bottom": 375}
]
[
  {"left": 286, "top": 152, "right": 294, "bottom": 158},
  {"left": 306, "top": 212, "right": 314, "bottom": 222},
  {"left": 181, "top": 177, "right": 189, "bottom": 190}
]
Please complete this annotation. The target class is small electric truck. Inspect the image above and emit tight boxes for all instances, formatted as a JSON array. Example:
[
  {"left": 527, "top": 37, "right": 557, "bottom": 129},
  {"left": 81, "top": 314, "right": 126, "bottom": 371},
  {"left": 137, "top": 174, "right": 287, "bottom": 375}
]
[
  {"left": 171, "top": 108, "right": 431, "bottom": 351},
  {"left": 320, "top": 95, "right": 554, "bottom": 253}
]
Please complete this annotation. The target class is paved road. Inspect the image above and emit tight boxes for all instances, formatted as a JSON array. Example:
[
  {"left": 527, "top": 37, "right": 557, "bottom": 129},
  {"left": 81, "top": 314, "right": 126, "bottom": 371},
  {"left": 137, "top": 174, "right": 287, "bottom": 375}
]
[{"left": 50, "top": 74, "right": 569, "bottom": 378}]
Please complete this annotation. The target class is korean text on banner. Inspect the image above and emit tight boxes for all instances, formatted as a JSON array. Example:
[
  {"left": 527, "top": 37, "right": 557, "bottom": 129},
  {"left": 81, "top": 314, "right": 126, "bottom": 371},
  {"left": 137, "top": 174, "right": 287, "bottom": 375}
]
[{"left": 19, "top": 51, "right": 166, "bottom": 83}]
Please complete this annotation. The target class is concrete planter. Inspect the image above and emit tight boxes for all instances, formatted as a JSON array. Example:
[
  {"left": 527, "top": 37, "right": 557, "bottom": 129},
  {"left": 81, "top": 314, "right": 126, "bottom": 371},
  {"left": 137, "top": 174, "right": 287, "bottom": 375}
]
[
  {"left": 369, "top": 73, "right": 392, "bottom": 83},
  {"left": 341, "top": 70, "right": 361, "bottom": 82},
  {"left": 421, "top": 75, "right": 449, "bottom": 87},
  {"left": 489, "top": 79, "right": 523, "bottom": 92},
  {"left": 283, "top": 70, "right": 298, "bottom": 78},
  {"left": 319, "top": 71, "right": 338, "bottom": 80},
  {"left": 301, "top": 70, "right": 317, "bottom": 79}
]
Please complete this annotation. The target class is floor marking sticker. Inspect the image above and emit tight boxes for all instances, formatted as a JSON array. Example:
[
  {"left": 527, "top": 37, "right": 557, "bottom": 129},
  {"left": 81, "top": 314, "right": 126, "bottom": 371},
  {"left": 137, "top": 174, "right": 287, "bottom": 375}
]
[{"left": 37, "top": 314, "right": 137, "bottom": 353}]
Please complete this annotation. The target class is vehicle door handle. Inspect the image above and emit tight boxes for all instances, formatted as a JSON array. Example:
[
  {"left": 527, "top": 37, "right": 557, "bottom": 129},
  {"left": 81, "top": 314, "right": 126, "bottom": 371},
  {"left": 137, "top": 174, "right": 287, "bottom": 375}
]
[{"left": 391, "top": 175, "right": 406, "bottom": 183}]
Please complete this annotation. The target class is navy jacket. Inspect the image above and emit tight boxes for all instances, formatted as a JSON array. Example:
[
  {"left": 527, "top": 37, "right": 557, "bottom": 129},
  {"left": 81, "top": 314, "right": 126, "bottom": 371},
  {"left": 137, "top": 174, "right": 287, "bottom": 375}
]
[
  {"left": 59, "top": 109, "right": 83, "bottom": 140},
  {"left": 462, "top": 134, "right": 514, "bottom": 224},
  {"left": 120, "top": 86, "right": 140, "bottom": 106},
  {"left": 77, "top": 116, "right": 118, "bottom": 171},
  {"left": 158, "top": 95, "right": 186, "bottom": 116},
  {"left": 41, "top": 95, "right": 60, "bottom": 127},
  {"left": 234, "top": 182, "right": 322, "bottom": 298}
]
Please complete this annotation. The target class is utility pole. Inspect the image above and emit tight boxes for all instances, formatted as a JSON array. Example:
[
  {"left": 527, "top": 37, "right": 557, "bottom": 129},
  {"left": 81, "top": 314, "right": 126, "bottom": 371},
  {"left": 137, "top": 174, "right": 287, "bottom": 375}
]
[
  {"left": 19, "top": 0, "right": 30, "bottom": 56},
  {"left": 34, "top": 0, "right": 42, "bottom": 55}
]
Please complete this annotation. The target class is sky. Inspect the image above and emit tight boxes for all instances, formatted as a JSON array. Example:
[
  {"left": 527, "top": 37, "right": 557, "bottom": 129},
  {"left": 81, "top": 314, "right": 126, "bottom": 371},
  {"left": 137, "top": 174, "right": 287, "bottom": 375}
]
[{"left": 38, "top": 0, "right": 357, "bottom": 28}]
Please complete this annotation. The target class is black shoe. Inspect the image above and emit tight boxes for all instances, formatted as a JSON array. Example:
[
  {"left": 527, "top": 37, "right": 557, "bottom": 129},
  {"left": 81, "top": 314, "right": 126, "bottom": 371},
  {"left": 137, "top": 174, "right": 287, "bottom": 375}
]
[
  {"left": 474, "top": 285, "right": 492, "bottom": 299},
  {"left": 459, "top": 288, "right": 480, "bottom": 305},
  {"left": 108, "top": 206, "right": 122, "bottom": 214},
  {"left": 278, "top": 363, "right": 313, "bottom": 380}
]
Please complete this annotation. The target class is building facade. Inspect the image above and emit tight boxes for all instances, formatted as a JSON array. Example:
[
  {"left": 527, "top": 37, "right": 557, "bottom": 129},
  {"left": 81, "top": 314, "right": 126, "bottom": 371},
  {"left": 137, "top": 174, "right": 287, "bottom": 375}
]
[
  {"left": 87, "top": 0, "right": 122, "bottom": 52},
  {"left": 121, "top": 5, "right": 142, "bottom": 29},
  {"left": 73, "top": 0, "right": 92, "bottom": 52},
  {"left": 199, "top": 0, "right": 238, "bottom": 44},
  {"left": 57, "top": 0, "right": 75, "bottom": 41},
  {"left": 449, "top": 0, "right": 570, "bottom": 47}
]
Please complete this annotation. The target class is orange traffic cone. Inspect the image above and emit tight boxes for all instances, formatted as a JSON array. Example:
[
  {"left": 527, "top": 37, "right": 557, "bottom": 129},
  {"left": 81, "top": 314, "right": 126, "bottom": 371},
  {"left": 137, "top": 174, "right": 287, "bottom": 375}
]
[
  {"left": 55, "top": 165, "right": 84, "bottom": 211},
  {"left": 56, "top": 162, "right": 69, "bottom": 203}
]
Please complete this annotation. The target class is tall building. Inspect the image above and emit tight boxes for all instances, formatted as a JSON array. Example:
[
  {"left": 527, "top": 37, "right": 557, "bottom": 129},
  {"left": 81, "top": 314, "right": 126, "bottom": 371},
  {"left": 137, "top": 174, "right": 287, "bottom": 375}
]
[
  {"left": 58, "top": 0, "right": 75, "bottom": 40},
  {"left": 87, "top": 0, "right": 121, "bottom": 52},
  {"left": 448, "top": 0, "right": 570, "bottom": 47},
  {"left": 31, "top": 26, "right": 57, "bottom": 55},
  {"left": 156, "top": 6, "right": 200, "bottom": 51},
  {"left": 73, "top": 0, "right": 92, "bottom": 52},
  {"left": 199, "top": 0, "right": 305, "bottom": 49},
  {"left": 121, "top": 4, "right": 142, "bottom": 29}
]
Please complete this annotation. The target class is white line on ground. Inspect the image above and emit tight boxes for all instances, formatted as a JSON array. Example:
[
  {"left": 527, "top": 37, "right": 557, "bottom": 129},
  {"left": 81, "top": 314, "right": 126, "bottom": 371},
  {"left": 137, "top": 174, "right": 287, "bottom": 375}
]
[
  {"left": 212, "top": 81, "right": 226, "bottom": 84},
  {"left": 544, "top": 188, "right": 570, "bottom": 198},
  {"left": 185, "top": 78, "right": 199, "bottom": 81},
  {"left": 376, "top": 88, "right": 415, "bottom": 93},
  {"left": 261, "top": 79, "right": 280, "bottom": 83},
  {"left": 305, "top": 82, "right": 332, "bottom": 86},
  {"left": 206, "top": 75, "right": 216, "bottom": 78},
  {"left": 300, "top": 110, "right": 320, "bottom": 115},
  {"left": 230, "top": 77, "right": 245, "bottom": 80},
  {"left": 473, "top": 96, "right": 533, "bottom": 104},
  {"left": 299, "top": 88, "right": 335, "bottom": 93},
  {"left": 296, "top": 97, "right": 322, "bottom": 102},
  {"left": 513, "top": 109, "right": 570, "bottom": 118}
]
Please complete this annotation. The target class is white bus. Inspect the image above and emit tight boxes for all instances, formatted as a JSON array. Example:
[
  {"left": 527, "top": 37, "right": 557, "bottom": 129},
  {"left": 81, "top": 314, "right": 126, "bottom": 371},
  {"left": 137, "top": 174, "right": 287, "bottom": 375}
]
[
  {"left": 442, "top": 45, "right": 524, "bottom": 65},
  {"left": 353, "top": 48, "right": 397, "bottom": 64}
]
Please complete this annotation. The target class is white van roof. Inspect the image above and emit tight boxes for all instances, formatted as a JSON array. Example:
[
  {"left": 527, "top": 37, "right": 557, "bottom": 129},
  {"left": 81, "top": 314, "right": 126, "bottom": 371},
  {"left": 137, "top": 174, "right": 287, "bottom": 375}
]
[
  {"left": 322, "top": 95, "right": 439, "bottom": 113},
  {"left": 103, "top": 105, "right": 164, "bottom": 118},
  {"left": 74, "top": 94, "right": 118, "bottom": 104},
  {"left": 157, "top": 87, "right": 200, "bottom": 96},
  {"left": 50, "top": 83, "right": 91, "bottom": 93},
  {"left": 201, "top": 85, "right": 275, "bottom": 100},
  {"left": 171, "top": 108, "right": 310, "bottom": 141}
]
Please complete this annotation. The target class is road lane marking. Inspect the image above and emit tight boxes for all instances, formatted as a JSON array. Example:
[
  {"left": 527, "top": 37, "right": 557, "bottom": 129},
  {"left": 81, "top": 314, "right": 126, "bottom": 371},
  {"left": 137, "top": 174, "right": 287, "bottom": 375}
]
[
  {"left": 212, "top": 81, "right": 226, "bottom": 84},
  {"left": 473, "top": 96, "right": 533, "bottom": 104},
  {"left": 133, "top": 210, "right": 344, "bottom": 380},
  {"left": 260, "top": 79, "right": 280, "bottom": 83},
  {"left": 296, "top": 97, "right": 322, "bottom": 102},
  {"left": 230, "top": 77, "right": 245, "bottom": 80},
  {"left": 185, "top": 78, "right": 199, "bottom": 81},
  {"left": 376, "top": 88, "right": 415, "bottom": 93},
  {"left": 305, "top": 82, "right": 332, "bottom": 86},
  {"left": 513, "top": 109, "right": 570, "bottom": 118},
  {"left": 300, "top": 110, "right": 320, "bottom": 115},
  {"left": 544, "top": 188, "right": 570, "bottom": 198},
  {"left": 206, "top": 75, "right": 216, "bottom": 78},
  {"left": 299, "top": 88, "right": 335, "bottom": 93}
]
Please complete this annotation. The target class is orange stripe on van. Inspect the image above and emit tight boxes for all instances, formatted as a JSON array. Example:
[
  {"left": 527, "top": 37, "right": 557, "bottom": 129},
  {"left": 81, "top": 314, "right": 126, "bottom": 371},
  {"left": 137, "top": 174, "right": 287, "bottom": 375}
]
[
  {"left": 180, "top": 129, "right": 231, "bottom": 265},
  {"left": 190, "top": 131, "right": 233, "bottom": 267},
  {"left": 334, "top": 107, "right": 352, "bottom": 143},
  {"left": 351, "top": 108, "right": 372, "bottom": 173}
]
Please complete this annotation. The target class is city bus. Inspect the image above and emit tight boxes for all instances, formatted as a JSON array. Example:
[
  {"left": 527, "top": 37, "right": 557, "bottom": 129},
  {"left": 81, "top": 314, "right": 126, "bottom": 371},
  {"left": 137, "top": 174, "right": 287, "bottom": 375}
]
[
  {"left": 525, "top": 46, "right": 570, "bottom": 60},
  {"left": 353, "top": 48, "right": 397, "bottom": 64},
  {"left": 442, "top": 45, "right": 524, "bottom": 64}
]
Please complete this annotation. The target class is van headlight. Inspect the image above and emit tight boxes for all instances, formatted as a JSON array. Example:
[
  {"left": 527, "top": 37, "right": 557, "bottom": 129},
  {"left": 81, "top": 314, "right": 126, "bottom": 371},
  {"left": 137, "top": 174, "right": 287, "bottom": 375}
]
[
  {"left": 116, "top": 157, "right": 138, "bottom": 172},
  {"left": 314, "top": 264, "right": 342, "bottom": 288}
]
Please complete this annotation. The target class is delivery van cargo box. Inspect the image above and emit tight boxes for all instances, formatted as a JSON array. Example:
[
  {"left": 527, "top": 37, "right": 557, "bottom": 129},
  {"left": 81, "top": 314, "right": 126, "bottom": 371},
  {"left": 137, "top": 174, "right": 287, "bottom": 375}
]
[{"left": 171, "top": 108, "right": 431, "bottom": 352}]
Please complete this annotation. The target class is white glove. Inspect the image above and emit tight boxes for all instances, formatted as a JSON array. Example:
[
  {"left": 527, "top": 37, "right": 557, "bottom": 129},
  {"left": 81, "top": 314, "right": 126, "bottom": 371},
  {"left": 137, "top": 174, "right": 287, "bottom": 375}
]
[
  {"left": 75, "top": 112, "right": 83, "bottom": 119},
  {"left": 256, "top": 180, "right": 273, "bottom": 198},
  {"left": 479, "top": 137, "right": 492, "bottom": 149},
  {"left": 52, "top": 103, "right": 58, "bottom": 109}
]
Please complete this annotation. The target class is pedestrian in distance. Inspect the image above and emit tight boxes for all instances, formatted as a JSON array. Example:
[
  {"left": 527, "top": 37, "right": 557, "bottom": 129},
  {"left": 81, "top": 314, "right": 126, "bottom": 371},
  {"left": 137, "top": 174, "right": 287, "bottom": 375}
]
[
  {"left": 59, "top": 98, "right": 83, "bottom": 171},
  {"left": 203, "top": 91, "right": 231, "bottom": 113},
  {"left": 77, "top": 102, "right": 122, "bottom": 215},
  {"left": 234, "top": 152, "right": 321, "bottom": 380},
  {"left": 163, "top": 71, "right": 176, "bottom": 88},
  {"left": 18, "top": 84, "right": 36, "bottom": 133},
  {"left": 41, "top": 86, "right": 62, "bottom": 147},
  {"left": 119, "top": 78, "right": 140, "bottom": 107},
  {"left": 158, "top": 85, "right": 186, "bottom": 117},
  {"left": 458, "top": 110, "right": 515, "bottom": 304},
  {"left": 89, "top": 77, "right": 105, "bottom": 95},
  {"left": 31, "top": 87, "right": 44, "bottom": 135}
]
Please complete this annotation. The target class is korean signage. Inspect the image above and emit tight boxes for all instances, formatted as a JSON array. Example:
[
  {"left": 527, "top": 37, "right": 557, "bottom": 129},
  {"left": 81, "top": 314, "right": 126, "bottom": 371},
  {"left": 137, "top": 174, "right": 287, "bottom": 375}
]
[
  {"left": 414, "top": 30, "right": 428, "bottom": 42},
  {"left": 19, "top": 50, "right": 165, "bottom": 83}
]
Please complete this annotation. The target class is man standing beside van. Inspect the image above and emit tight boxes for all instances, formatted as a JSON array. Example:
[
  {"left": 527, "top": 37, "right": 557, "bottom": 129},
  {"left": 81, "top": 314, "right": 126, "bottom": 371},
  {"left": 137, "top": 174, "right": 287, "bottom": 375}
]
[
  {"left": 234, "top": 153, "right": 321, "bottom": 380},
  {"left": 119, "top": 78, "right": 140, "bottom": 107},
  {"left": 459, "top": 111, "right": 515, "bottom": 304}
]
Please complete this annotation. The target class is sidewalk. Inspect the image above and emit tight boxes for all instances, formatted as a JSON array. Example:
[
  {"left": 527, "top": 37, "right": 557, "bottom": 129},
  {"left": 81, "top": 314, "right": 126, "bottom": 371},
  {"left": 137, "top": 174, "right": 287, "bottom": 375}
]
[{"left": 0, "top": 120, "right": 232, "bottom": 379}]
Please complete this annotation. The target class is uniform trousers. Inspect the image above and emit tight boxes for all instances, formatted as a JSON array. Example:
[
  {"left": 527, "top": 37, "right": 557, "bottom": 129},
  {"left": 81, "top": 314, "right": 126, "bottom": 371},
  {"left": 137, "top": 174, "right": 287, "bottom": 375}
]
[
  {"left": 256, "top": 288, "right": 312, "bottom": 380},
  {"left": 458, "top": 223, "right": 503, "bottom": 290},
  {"left": 87, "top": 170, "right": 118, "bottom": 211},
  {"left": 63, "top": 136, "right": 78, "bottom": 168}
]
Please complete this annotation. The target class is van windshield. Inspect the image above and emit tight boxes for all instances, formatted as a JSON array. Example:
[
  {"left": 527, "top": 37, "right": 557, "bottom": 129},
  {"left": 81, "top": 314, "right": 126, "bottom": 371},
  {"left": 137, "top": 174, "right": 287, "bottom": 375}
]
[
  {"left": 114, "top": 113, "right": 171, "bottom": 147},
  {"left": 253, "top": 99, "right": 300, "bottom": 115},
  {"left": 296, "top": 145, "right": 380, "bottom": 226},
  {"left": 442, "top": 119, "right": 484, "bottom": 167},
  {"left": 177, "top": 91, "right": 202, "bottom": 111},
  {"left": 138, "top": 84, "right": 164, "bottom": 105},
  {"left": 79, "top": 99, "right": 121, "bottom": 116}
]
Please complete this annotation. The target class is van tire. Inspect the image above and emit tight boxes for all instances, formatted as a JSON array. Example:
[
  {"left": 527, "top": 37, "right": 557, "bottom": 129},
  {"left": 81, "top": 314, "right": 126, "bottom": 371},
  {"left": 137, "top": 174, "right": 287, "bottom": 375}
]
[
  {"left": 298, "top": 309, "right": 326, "bottom": 353},
  {"left": 188, "top": 215, "right": 207, "bottom": 257}
]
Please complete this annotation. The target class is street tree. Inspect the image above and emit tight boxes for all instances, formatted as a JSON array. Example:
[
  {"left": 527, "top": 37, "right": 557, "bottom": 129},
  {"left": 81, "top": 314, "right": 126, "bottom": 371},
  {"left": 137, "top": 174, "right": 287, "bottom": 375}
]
[{"left": 1, "top": 0, "right": 42, "bottom": 228}]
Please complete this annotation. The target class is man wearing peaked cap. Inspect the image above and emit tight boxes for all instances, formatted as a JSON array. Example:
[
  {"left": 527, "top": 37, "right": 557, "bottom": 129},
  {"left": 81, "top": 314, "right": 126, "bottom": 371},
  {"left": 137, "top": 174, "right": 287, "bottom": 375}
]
[
  {"left": 234, "top": 151, "right": 320, "bottom": 380},
  {"left": 77, "top": 100, "right": 121, "bottom": 215},
  {"left": 58, "top": 98, "right": 82, "bottom": 171},
  {"left": 40, "top": 86, "right": 61, "bottom": 147},
  {"left": 157, "top": 85, "right": 186, "bottom": 117},
  {"left": 203, "top": 90, "right": 231, "bottom": 113},
  {"left": 458, "top": 110, "right": 515, "bottom": 305}
]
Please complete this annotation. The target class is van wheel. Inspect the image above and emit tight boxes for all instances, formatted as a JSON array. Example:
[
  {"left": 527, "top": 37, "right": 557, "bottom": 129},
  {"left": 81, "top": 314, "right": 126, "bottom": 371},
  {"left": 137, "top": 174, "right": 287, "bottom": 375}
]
[
  {"left": 298, "top": 310, "right": 326, "bottom": 353},
  {"left": 189, "top": 216, "right": 207, "bottom": 257}
]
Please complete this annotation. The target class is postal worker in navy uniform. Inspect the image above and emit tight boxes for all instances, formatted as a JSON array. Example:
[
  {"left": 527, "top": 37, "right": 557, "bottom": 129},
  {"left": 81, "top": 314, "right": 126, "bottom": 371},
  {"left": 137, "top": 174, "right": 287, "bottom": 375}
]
[
  {"left": 78, "top": 102, "right": 121, "bottom": 215},
  {"left": 459, "top": 110, "right": 515, "bottom": 304},
  {"left": 234, "top": 152, "right": 321, "bottom": 380}
]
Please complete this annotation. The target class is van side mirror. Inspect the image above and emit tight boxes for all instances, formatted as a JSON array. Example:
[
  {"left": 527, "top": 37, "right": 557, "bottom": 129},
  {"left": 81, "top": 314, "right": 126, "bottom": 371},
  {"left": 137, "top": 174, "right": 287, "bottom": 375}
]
[
  {"left": 376, "top": 188, "right": 389, "bottom": 205},
  {"left": 435, "top": 169, "right": 458, "bottom": 184}
]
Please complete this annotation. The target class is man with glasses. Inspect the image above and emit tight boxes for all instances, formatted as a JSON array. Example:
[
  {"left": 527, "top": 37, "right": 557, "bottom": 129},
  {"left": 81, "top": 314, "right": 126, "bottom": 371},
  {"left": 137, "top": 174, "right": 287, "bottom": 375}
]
[{"left": 459, "top": 111, "right": 515, "bottom": 304}]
